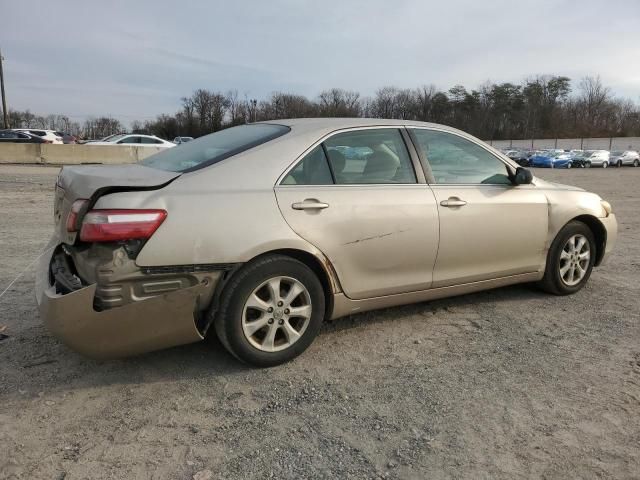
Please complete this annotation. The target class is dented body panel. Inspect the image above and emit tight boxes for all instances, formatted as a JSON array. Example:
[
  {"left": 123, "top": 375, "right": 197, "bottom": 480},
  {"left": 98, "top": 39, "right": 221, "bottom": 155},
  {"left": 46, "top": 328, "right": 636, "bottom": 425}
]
[{"left": 35, "top": 237, "right": 215, "bottom": 359}]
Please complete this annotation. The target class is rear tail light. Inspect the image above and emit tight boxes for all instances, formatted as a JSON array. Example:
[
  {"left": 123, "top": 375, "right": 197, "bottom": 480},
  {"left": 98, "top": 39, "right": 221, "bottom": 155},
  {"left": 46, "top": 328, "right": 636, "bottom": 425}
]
[
  {"left": 66, "top": 199, "right": 89, "bottom": 232},
  {"left": 79, "top": 209, "right": 167, "bottom": 242}
]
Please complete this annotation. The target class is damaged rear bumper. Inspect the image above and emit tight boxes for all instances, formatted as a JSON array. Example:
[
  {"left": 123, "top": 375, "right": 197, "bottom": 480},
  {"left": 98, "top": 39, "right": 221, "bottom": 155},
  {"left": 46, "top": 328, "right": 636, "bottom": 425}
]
[{"left": 35, "top": 240, "right": 214, "bottom": 359}]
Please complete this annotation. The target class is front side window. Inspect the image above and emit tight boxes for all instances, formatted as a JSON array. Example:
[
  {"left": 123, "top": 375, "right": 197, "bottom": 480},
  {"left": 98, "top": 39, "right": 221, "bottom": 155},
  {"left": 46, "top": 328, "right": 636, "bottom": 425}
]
[
  {"left": 142, "top": 124, "right": 290, "bottom": 173},
  {"left": 411, "top": 129, "right": 511, "bottom": 185}
]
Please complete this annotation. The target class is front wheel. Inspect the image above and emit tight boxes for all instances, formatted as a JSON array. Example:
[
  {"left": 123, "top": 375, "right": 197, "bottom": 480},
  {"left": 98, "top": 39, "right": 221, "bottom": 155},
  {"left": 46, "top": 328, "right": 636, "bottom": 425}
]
[
  {"left": 584, "top": 161, "right": 591, "bottom": 168},
  {"left": 633, "top": 159, "right": 639, "bottom": 167},
  {"left": 566, "top": 162, "right": 572, "bottom": 169},
  {"left": 602, "top": 161, "right": 608, "bottom": 168},
  {"left": 616, "top": 161, "right": 623, "bottom": 168},
  {"left": 213, "top": 254, "right": 325, "bottom": 367},
  {"left": 539, "top": 221, "right": 596, "bottom": 295}
]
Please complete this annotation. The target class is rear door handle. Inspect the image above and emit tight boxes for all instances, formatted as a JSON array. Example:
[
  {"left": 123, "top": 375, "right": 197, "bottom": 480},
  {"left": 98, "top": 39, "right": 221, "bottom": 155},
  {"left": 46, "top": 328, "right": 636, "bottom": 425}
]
[
  {"left": 292, "top": 200, "right": 329, "bottom": 210},
  {"left": 440, "top": 197, "right": 467, "bottom": 207}
]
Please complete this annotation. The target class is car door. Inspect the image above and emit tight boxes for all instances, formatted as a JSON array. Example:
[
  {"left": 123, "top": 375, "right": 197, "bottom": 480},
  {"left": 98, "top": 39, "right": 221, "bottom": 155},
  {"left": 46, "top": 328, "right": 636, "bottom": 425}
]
[
  {"left": 275, "top": 127, "right": 439, "bottom": 300},
  {"left": 409, "top": 127, "right": 548, "bottom": 288}
]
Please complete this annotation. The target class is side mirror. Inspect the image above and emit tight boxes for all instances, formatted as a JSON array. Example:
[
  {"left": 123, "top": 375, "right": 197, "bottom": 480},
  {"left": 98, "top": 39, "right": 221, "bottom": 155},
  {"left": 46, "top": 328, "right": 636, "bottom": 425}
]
[{"left": 514, "top": 167, "right": 533, "bottom": 185}]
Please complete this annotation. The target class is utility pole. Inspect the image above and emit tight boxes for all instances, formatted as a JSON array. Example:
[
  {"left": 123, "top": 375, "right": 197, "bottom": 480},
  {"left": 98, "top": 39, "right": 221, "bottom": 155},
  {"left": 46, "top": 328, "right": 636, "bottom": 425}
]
[{"left": 0, "top": 47, "right": 9, "bottom": 128}]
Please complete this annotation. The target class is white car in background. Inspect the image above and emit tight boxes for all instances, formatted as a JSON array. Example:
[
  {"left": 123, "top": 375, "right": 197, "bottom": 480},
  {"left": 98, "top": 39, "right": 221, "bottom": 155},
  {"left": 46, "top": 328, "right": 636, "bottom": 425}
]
[
  {"left": 13, "top": 129, "right": 63, "bottom": 144},
  {"left": 584, "top": 150, "right": 610, "bottom": 168},
  {"left": 89, "top": 134, "right": 175, "bottom": 148}
]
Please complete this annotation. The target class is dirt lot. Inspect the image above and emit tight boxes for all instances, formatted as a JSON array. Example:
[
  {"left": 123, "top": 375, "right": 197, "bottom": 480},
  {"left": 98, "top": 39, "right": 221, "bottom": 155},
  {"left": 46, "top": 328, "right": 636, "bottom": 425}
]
[{"left": 0, "top": 164, "right": 639, "bottom": 479}]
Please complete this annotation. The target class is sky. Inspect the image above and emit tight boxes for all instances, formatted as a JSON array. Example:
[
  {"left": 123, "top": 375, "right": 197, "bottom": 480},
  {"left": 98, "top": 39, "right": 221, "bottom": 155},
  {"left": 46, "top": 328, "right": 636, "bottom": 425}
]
[{"left": 3, "top": 0, "right": 640, "bottom": 125}]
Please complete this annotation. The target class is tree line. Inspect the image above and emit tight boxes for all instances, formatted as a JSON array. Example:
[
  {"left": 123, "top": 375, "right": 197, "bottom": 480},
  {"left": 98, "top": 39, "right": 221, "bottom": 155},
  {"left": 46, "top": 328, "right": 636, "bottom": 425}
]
[{"left": 5, "top": 75, "right": 640, "bottom": 141}]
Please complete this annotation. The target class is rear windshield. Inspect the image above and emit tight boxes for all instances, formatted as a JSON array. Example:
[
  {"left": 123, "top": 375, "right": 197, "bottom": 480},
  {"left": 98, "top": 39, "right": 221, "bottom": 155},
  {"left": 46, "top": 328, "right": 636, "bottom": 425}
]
[{"left": 141, "top": 124, "right": 290, "bottom": 172}]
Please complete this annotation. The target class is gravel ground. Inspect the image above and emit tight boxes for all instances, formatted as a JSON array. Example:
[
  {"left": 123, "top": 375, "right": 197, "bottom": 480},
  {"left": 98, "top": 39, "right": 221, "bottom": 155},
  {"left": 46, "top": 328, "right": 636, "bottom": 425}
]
[{"left": 0, "top": 164, "right": 639, "bottom": 479}]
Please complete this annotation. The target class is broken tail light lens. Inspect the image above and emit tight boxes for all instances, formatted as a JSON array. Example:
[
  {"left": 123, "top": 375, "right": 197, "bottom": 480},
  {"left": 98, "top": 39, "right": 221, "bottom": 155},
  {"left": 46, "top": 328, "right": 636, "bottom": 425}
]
[{"left": 79, "top": 209, "right": 167, "bottom": 242}]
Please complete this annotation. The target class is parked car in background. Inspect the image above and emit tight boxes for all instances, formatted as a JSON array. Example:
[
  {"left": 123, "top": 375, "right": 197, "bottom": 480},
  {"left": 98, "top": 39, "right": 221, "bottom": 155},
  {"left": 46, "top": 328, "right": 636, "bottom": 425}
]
[
  {"left": 569, "top": 151, "right": 590, "bottom": 168},
  {"left": 506, "top": 149, "right": 532, "bottom": 167},
  {"left": 528, "top": 151, "right": 574, "bottom": 168},
  {"left": 88, "top": 134, "right": 175, "bottom": 148},
  {"left": 173, "top": 136, "right": 194, "bottom": 145},
  {"left": 0, "top": 129, "right": 48, "bottom": 143},
  {"left": 609, "top": 150, "right": 639, "bottom": 167},
  {"left": 83, "top": 133, "right": 126, "bottom": 144},
  {"left": 54, "top": 131, "right": 77, "bottom": 144},
  {"left": 36, "top": 118, "right": 616, "bottom": 366},
  {"left": 583, "top": 150, "right": 610, "bottom": 168},
  {"left": 13, "top": 128, "right": 63, "bottom": 144}
]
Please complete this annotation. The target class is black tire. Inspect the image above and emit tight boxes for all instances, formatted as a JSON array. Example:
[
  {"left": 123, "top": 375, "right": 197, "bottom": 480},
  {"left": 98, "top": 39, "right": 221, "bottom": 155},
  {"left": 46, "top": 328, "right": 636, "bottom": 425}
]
[
  {"left": 633, "top": 159, "right": 639, "bottom": 167},
  {"left": 602, "top": 161, "right": 608, "bottom": 169},
  {"left": 616, "top": 160, "right": 622, "bottom": 168},
  {"left": 584, "top": 161, "right": 591, "bottom": 168},
  {"left": 212, "top": 254, "right": 325, "bottom": 367},
  {"left": 538, "top": 221, "right": 596, "bottom": 295},
  {"left": 566, "top": 162, "right": 572, "bottom": 169}
]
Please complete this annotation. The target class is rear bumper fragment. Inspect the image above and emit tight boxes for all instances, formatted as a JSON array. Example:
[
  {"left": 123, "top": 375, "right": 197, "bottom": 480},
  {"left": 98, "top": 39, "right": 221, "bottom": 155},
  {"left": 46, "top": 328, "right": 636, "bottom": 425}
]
[{"left": 35, "top": 242, "right": 210, "bottom": 359}]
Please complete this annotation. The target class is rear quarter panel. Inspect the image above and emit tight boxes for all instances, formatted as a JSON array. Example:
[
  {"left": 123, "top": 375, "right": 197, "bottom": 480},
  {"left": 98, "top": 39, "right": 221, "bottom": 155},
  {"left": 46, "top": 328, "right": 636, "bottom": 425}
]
[{"left": 92, "top": 155, "right": 331, "bottom": 276}]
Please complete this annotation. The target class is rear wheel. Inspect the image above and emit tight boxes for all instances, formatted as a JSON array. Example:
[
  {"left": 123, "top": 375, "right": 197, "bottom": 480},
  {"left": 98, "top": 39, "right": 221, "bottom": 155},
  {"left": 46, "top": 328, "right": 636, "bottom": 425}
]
[
  {"left": 213, "top": 255, "right": 325, "bottom": 367},
  {"left": 539, "top": 221, "right": 596, "bottom": 295},
  {"left": 633, "top": 159, "right": 639, "bottom": 167},
  {"left": 566, "top": 162, "right": 572, "bottom": 169},
  {"left": 617, "top": 160, "right": 623, "bottom": 168},
  {"left": 602, "top": 161, "right": 608, "bottom": 168}
]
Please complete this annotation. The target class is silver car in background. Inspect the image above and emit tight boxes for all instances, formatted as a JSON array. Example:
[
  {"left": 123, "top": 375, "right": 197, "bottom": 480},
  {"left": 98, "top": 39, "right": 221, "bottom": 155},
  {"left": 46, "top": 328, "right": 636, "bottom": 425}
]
[
  {"left": 36, "top": 119, "right": 617, "bottom": 367},
  {"left": 609, "top": 150, "right": 640, "bottom": 167},
  {"left": 584, "top": 150, "right": 611, "bottom": 168}
]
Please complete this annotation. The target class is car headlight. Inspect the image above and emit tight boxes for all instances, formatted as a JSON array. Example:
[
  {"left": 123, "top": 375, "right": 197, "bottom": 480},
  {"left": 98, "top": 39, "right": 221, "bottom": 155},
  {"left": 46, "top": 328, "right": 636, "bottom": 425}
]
[{"left": 600, "top": 200, "right": 612, "bottom": 217}]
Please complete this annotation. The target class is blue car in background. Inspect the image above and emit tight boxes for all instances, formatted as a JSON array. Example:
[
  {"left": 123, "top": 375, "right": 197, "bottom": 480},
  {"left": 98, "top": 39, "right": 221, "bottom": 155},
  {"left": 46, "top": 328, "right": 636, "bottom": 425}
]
[{"left": 528, "top": 151, "right": 574, "bottom": 168}]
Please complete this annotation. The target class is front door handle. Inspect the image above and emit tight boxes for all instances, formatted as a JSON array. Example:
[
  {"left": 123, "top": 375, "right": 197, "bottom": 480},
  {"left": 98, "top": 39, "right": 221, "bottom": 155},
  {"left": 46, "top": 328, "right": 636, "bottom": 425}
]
[
  {"left": 292, "top": 199, "right": 329, "bottom": 210},
  {"left": 440, "top": 197, "right": 467, "bottom": 207}
]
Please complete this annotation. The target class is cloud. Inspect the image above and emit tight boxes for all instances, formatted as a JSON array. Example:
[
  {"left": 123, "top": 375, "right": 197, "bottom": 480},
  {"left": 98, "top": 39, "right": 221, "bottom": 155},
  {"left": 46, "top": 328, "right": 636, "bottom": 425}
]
[{"left": 3, "top": 0, "right": 639, "bottom": 123}]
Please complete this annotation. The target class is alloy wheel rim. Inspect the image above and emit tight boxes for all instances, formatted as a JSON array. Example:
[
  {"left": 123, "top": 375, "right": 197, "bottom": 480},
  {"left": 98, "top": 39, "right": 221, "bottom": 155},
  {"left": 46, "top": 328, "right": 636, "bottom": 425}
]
[
  {"left": 559, "top": 234, "right": 590, "bottom": 286},
  {"left": 242, "top": 276, "right": 312, "bottom": 352}
]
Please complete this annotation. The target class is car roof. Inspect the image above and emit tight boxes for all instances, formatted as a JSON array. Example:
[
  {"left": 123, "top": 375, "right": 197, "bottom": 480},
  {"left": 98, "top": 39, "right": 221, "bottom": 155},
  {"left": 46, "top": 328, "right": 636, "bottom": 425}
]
[{"left": 262, "top": 117, "right": 462, "bottom": 135}]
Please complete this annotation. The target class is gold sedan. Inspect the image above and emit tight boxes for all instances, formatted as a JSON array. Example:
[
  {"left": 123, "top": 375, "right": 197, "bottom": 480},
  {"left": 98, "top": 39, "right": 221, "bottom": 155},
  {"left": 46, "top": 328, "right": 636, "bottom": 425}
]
[{"left": 36, "top": 119, "right": 617, "bottom": 366}]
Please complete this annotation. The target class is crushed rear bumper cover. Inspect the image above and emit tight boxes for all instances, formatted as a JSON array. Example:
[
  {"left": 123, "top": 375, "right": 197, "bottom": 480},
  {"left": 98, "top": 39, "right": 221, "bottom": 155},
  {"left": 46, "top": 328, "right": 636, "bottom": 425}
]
[{"left": 35, "top": 240, "right": 207, "bottom": 359}]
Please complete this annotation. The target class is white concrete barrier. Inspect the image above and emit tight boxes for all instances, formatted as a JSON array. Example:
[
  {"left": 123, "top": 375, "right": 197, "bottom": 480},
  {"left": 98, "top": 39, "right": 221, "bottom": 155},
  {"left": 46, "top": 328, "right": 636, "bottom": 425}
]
[{"left": 0, "top": 144, "right": 166, "bottom": 165}]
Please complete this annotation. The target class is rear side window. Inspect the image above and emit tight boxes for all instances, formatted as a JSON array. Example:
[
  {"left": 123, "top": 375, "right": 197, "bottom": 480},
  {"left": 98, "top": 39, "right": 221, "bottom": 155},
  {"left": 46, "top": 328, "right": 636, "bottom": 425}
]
[
  {"left": 142, "top": 124, "right": 290, "bottom": 173},
  {"left": 118, "top": 136, "right": 140, "bottom": 144},
  {"left": 29, "top": 130, "right": 46, "bottom": 136},
  {"left": 281, "top": 128, "right": 417, "bottom": 185},
  {"left": 324, "top": 129, "right": 416, "bottom": 184},
  {"left": 140, "top": 137, "right": 162, "bottom": 144}
]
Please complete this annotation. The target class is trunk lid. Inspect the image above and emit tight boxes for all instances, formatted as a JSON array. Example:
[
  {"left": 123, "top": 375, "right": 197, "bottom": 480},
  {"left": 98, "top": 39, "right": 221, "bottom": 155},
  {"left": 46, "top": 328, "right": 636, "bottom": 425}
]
[{"left": 54, "top": 164, "right": 180, "bottom": 244}]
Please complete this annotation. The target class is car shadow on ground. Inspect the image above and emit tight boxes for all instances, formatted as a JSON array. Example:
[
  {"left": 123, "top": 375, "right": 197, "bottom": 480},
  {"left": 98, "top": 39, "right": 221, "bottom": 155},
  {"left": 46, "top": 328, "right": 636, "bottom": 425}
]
[{"left": 7, "top": 282, "right": 548, "bottom": 397}]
